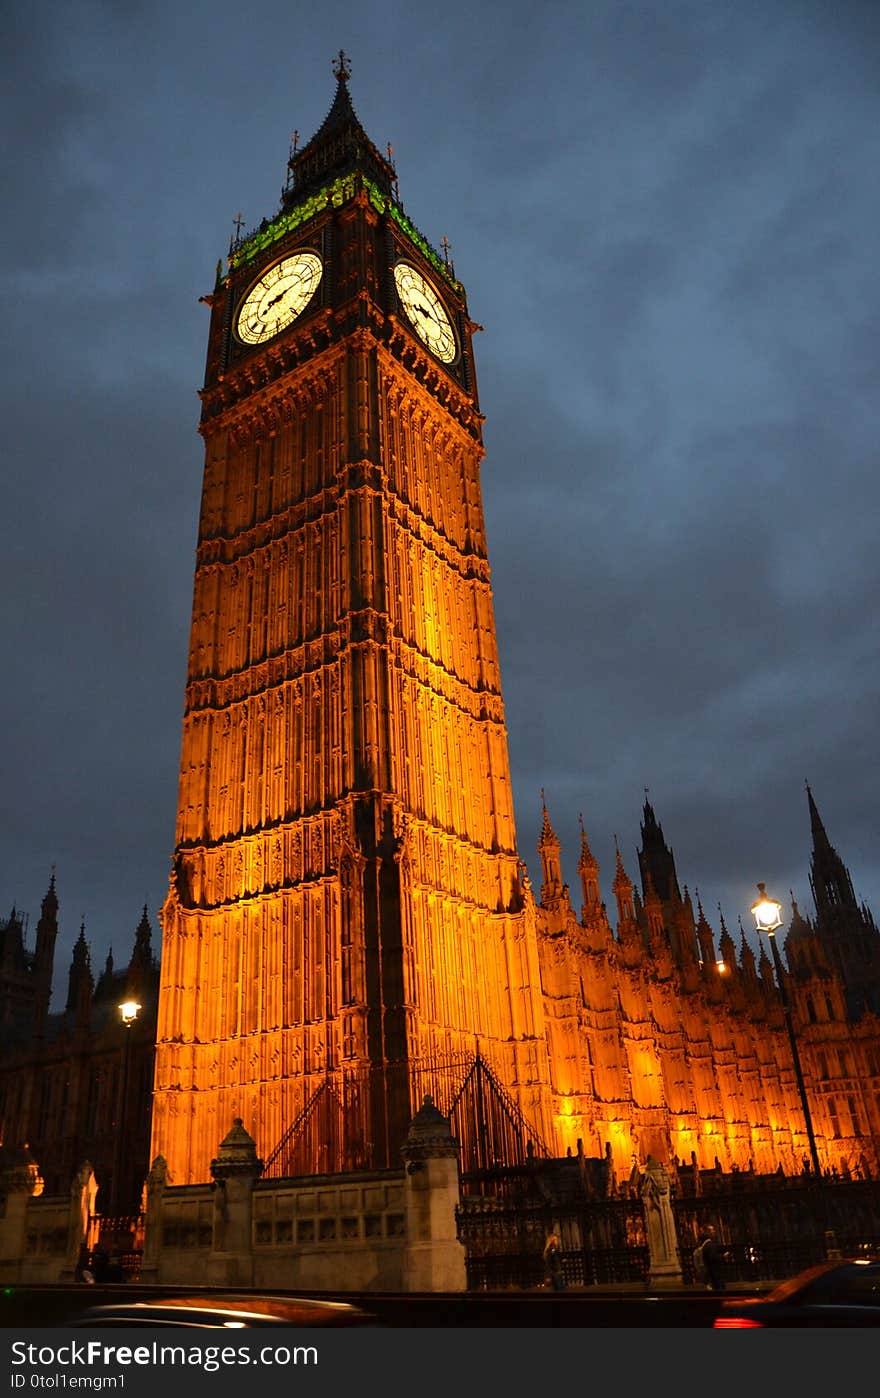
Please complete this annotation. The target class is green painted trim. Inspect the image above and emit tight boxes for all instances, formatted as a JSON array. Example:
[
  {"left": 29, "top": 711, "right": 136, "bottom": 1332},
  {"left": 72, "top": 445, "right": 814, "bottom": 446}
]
[{"left": 229, "top": 174, "right": 462, "bottom": 294}]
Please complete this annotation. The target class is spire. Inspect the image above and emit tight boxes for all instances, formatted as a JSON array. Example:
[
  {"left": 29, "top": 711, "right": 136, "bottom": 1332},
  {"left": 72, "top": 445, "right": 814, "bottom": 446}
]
[
  {"left": 637, "top": 792, "right": 682, "bottom": 907},
  {"left": 695, "top": 893, "right": 716, "bottom": 966},
  {"left": 33, "top": 871, "right": 59, "bottom": 1033},
  {"left": 66, "top": 922, "right": 94, "bottom": 1018},
  {"left": 537, "top": 791, "right": 566, "bottom": 908},
  {"left": 738, "top": 919, "right": 757, "bottom": 980},
  {"left": 787, "top": 894, "right": 812, "bottom": 939},
  {"left": 806, "top": 781, "right": 833, "bottom": 856},
  {"left": 804, "top": 784, "right": 880, "bottom": 1016},
  {"left": 806, "top": 783, "right": 858, "bottom": 915},
  {"left": 41, "top": 870, "right": 58, "bottom": 917},
  {"left": 577, "top": 812, "right": 601, "bottom": 920},
  {"left": 717, "top": 905, "right": 736, "bottom": 963},
  {"left": 613, "top": 839, "right": 636, "bottom": 935},
  {"left": 283, "top": 51, "right": 396, "bottom": 206},
  {"left": 127, "top": 904, "right": 154, "bottom": 992},
  {"left": 577, "top": 812, "right": 597, "bottom": 874}
]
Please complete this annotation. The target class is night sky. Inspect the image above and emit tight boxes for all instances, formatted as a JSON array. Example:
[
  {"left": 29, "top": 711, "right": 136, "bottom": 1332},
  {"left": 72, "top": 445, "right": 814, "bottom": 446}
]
[{"left": 2, "top": 1, "right": 878, "bottom": 999}]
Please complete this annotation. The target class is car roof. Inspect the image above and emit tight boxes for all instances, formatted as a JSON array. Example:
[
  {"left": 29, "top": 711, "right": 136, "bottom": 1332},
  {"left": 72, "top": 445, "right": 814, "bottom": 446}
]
[
  {"left": 759, "top": 1259, "right": 880, "bottom": 1304},
  {"left": 69, "top": 1294, "right": 374, "bottom": 1327}
]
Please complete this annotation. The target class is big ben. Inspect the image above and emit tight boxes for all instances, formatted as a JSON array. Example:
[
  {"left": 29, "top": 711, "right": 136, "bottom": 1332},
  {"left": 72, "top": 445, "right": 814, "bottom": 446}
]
[{"left": 151, "top": 55, "right": 555, "bottom": 1185}]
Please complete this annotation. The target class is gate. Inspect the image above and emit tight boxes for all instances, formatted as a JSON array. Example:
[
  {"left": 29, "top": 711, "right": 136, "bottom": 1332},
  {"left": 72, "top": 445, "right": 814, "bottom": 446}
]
[
  {"left": 673, "top": 1176, "right": 880, "bottom": 1284},
  {"left": 456, "top": 1193, "right": 648, "bottom": 1290},
  {"left": 86, "top": 1212, "right": 145, "bottom": 1282}
]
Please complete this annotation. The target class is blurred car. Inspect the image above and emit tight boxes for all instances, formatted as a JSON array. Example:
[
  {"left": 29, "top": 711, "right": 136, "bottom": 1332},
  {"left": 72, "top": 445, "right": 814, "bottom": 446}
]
[
  {"left": 714, "top": 1259, "right": 880, "bottom": 1328},
  {"left": 65, "top": 1292, "right": 379, "bottom": 1327}
]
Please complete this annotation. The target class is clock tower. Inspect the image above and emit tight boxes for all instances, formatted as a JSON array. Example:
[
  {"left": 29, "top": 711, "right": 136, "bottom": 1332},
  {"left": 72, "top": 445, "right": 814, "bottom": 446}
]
[{"left": 151, "top": 56, "right": 554, "bottom": 1185}]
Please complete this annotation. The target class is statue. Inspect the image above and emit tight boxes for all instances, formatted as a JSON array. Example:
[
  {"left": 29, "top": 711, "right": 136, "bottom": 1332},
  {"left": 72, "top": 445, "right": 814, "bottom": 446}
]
[{"left": 639, "top": 1155, "right": 681, "bottom": 1285}]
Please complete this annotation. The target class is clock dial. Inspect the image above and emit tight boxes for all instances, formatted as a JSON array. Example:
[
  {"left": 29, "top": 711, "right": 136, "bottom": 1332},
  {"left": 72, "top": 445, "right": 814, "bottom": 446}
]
[
  {"left": 393, "top": 262, "right": 457, "bottom": 363},
  {"left": 236, "top": 251, "right": 323, "bottom": 345}
]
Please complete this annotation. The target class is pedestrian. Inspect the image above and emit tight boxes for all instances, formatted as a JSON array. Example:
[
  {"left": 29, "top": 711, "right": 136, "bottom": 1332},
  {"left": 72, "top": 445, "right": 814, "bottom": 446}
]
[
  {"left": 542, "top": 1228, "right": 566, "bottom": 1291},
  {"left": 74, "top": 1243, "right": 93, "bottom": 1284},
  {"left": 695, "top": 1224, "right": 728, "bottom": 1291}
]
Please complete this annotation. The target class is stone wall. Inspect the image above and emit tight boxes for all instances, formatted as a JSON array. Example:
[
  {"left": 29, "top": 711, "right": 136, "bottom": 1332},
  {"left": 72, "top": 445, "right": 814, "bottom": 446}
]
[{"left": 0, "top": 1100, "right": 467, "bottom": 1293}]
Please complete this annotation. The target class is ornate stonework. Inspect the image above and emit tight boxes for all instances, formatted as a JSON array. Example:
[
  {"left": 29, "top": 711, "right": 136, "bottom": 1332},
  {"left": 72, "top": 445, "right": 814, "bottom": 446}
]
[
  {"left": 150, "top": 68, "right": 880, "bottom": 1192},
  {"left": 151, "top": 71, "right": 555, "bottom": 1185}
]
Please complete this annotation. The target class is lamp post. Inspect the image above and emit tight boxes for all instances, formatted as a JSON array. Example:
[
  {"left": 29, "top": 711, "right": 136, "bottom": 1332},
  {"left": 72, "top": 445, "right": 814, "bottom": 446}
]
[
  {"left": 751, "top": 883, "right": 821, "bottom": 1179},
  {"left": 108, "top": 1000, "right": 141, "bottom": 1217}
]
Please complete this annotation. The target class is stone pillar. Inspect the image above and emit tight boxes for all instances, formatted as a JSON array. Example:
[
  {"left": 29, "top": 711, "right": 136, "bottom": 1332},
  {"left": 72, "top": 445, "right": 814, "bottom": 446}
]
[
  {"left": 0, "top": 1146, "right": 43, "bottom": 1281},
  {"left": 206, "top": 1119, "right": 262, "bottom": 1287},
  {"left": 138, "top": 1156, "right": 168, "bottom": 1283},
  {"left": 401, "top": 1095, "right": 467, "bottom": 1293},
  {"left": 639, "top": 1154, "right": 683, "bottom": 1288}
]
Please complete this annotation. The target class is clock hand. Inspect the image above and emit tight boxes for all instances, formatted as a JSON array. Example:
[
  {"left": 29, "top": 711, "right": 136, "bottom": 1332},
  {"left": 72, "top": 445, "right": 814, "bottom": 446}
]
[{"left": 265, "top": 290, "right": 287, "bottom": 310}]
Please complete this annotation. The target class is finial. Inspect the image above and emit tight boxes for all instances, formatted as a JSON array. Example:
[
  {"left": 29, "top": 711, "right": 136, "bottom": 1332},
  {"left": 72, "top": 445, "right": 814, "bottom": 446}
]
[
  {"left": 333, "top": 49, "right": 351, "bottom": 82},
  {"left": 440, "top": 235, "right": 452, "bottom": 266},
  {"left": 290, "top": 129, "right": 299, "bottom": 158},
  {"left": 386, "top": 141, "right": 394, "bottom": 165}
]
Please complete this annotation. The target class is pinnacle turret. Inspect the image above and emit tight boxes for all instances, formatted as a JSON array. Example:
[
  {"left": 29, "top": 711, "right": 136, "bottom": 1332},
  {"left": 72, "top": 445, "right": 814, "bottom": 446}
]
[
  {"left": 695, "top": 893, "right": 716, "bottom": 966},
  {"left": 537, "top": 792, "right": 567, "bottom": 908},
  {"left": 613, "top": 840, "right": 637, "bottom": 935},
  {"left": 127, "top": 904, "right": 155, "bottom": 994},
  {"left": 717, "top": 906, "right": 737, "bottom": 973},
  {"left": 577, "top": 813, "right": 601, "bottom": 918},
  {"left": 66, "top": 922, "right": 93, "bottom": 1019},
  {"left": 738, "top": 920, "right": 757, "bottom": 980}
]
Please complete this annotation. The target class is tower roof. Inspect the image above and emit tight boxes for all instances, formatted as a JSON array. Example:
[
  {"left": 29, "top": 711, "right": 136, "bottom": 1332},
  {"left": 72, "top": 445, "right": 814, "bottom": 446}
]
[{"left": 284, "top": 51, "right": 396, "bottom": 206}]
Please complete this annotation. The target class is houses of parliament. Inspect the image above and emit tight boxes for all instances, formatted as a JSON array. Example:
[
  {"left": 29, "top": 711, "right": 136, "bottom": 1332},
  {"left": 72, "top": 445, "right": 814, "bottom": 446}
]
[{"left": 2, "top": 58, "right": 879, "bottom": 1210}]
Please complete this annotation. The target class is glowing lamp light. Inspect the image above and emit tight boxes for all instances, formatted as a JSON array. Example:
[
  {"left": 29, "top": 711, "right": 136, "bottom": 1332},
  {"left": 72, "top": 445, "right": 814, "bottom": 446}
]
[
  {"left": 119, "top": 1000, "right": 142, "bottom": 1026},
  {"left": 751, "top": 883, "right": 783, "bottom": 935},
  {"left": 716, "top": 959, "right": 727, "bottom": 974}
]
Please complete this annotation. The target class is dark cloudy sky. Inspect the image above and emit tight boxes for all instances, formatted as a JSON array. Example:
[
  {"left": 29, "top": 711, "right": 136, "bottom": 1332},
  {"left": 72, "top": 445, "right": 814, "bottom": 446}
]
[{"left": 2, "top": 0, "right": 878, "bottom": 996}]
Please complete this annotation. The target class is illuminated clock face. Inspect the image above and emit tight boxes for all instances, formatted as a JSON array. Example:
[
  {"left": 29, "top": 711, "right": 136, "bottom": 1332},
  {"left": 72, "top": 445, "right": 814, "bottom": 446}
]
[
  {"left": 235, "top": 251, "right": 323, "bottom": 345},
  {"left": 393, "top": 262, "right": 457, "bottom": 363}
]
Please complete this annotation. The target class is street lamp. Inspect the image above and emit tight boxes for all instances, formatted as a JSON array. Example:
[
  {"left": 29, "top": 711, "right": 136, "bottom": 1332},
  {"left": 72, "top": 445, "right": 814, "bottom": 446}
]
[
  {"left": 108, "top": 1000, "right": 142, "bottom": 1217},
  {"left": 750, "top": 883, "right": 821, "bottom": 1178}
]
